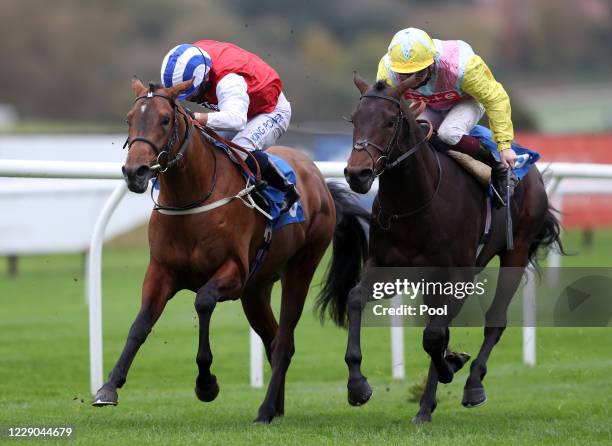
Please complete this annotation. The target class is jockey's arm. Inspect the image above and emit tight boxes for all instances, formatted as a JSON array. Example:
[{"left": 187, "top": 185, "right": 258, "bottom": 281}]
[
  {"left": 197, "top": 73, "right": 250, "bottom": 131},
  {"left": 460, "top": 55, "right": 514, "bottom": 153}
]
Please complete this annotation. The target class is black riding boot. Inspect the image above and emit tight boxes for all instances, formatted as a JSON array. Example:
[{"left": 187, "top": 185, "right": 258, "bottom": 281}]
[
  {"left": 475, "top": 145, "right": 518, "bottom": 209},
  {"left": 263, "top": 160, "right": 300, "bottom": 212},
  {"left": 247, "top": 150, "right": 299, "bottom": 213}
]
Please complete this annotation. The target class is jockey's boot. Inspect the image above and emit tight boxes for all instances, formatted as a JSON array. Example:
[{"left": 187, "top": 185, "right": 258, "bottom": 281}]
[
  {"left": 248, "top": 150, "right": 299, "bottom": 212},
  {"left": 430, "top": 133, "right": 517, "bottom": 208},
  {"left": 263, "top": 160, "right": 300, "bottom": 213},
  {"left": 246, "top": 150, "right": 270, "bottom": 192},
  {"left": 475, "top": 144, "right": 518, "bottom": 209}
]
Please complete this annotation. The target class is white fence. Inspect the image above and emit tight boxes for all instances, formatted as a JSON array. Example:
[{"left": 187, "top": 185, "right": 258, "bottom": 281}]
[{"left": 2, "top": 159, "right": 612, "bottom": 394}]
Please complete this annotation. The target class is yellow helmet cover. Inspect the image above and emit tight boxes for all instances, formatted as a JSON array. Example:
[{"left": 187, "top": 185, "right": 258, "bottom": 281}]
[{"left": 388, "top": 28, "right": 435, "bottom": 74}]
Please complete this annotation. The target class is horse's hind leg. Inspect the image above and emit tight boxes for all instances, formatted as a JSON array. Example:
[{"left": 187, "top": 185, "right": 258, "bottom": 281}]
[
  {"left": 241, "top": 282, "right": 278, "bottom": 363},
  {"left": 254, "top": 250, "right": 320, "bottom": 423},
  {"left": 92, "top": 264, "right": 174, "bottom": 406},
  {"left": 463, "top": 248, "right": 529, "bottom": 408},
  {"left": 194, "top": 261, "right": 244, "bottom": 403}
]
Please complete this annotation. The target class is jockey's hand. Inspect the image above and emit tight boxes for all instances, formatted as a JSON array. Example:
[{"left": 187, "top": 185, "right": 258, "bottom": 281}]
[
  {"left": 194, "top": 112, "right": 208, "bottom": 126},
  {"left": 500, "top": 148, "right": 517, "bottom": 169}
]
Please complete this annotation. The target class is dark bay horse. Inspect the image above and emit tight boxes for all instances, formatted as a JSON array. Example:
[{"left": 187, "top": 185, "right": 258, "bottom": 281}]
[
  {"left": 92, "top": 77, "right": 368, "bottom": 423},
  {"left": 317, "top": 74, "right": 563, "bottom": 423}
]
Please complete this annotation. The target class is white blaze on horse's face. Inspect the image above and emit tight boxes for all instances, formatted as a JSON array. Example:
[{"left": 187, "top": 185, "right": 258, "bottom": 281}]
[{"left": 123, "top": 92, "right": 175, "bottom": 193}]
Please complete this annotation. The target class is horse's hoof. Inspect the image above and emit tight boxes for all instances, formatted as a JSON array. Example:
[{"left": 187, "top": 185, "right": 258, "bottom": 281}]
[
  {"left": 195, "top": 375, "right": 219, "bottom": 402},
  {"left": 412, "top": 412, "right": 432, "bottom": 424},
  {"left": 446, "top": 351, "right": 471, "bottom": 372},
  {"left": 462, "top": 387, "right": 487, "bottom": 408},
  {"left": 253, "top": 406, "right": 278, "bottom": 424},
  {"left": 92, "top": 387, "right": 118, "bottom": 407},
  {"left": 253, "top": 413, "right": 275, "bottom": 424},
  {"left": 347, "top": 377, "right": 373, "bottom": 406},
  {"left": 253, "top": 416, "right": 273, "bottom": 424}
]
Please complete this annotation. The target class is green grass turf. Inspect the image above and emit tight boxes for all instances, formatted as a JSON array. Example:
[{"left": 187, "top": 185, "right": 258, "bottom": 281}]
[{"left": 0, "top": 230, "right": 611, "bottom": 445}]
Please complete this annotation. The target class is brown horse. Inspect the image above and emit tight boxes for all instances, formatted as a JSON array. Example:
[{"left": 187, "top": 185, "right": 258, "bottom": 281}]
[
  {"left": 317, "top": 74, "right": 563, "bottom": 423},
  {"left": 91, "top": 77, "right": 369, "bottom": 423}
]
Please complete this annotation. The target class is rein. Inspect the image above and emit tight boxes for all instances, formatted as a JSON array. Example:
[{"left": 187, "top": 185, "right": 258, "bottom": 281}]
[
  {"left": 354, "top": 92, "right": 441, "bottom": 229},
  {"left": 353, "top": 93, "right": 432, "bottom": 176},
  {"left": 374, "top": 151, "right": 442, "bottom": 230},
  {"left": 124, "top": 88, "right": 269, "bottom": 218}
]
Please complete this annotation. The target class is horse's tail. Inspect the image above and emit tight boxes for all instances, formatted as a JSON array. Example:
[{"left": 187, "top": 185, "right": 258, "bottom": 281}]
[
  {"left": 528, "top": 204, "right": 567, "bottom": 268},
  {"left": 316, "top": 181, "right": 370, "bottom": 328}
]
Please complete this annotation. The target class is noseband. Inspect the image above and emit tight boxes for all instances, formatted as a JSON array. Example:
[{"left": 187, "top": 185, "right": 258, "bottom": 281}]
[
  {"left": 123, "top": 90, "right": 193, "bottom": 173},
  {"left": 353, "top": 93, "right": 431, "bottom": 176}
]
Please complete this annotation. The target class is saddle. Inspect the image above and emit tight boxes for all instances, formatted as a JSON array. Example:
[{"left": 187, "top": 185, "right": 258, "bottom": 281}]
[{"left": 446, "top": 150, "right": 491, "bottom": 185}]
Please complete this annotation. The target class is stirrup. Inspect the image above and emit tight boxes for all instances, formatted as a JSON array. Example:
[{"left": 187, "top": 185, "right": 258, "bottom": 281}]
[
  {"left": 280, "top": 184, "right": 300, "bottom": 213},
  {"left": 254, "top": 179, "right": 268, "bottom": 191}
]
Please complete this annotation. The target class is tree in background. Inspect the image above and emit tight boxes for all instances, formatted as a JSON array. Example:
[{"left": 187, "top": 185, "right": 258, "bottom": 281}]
[{"left": 1, "top": 0, "right": 607, "bottom": 129}]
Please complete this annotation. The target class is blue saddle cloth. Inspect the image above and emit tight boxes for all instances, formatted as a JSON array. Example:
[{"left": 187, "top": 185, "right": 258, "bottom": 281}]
[
  {"left": 210, "top": 140, "right": 304, "bottom": 230},
  {"left": 261, "top": 154, "right": 305, "bottom": 229},
  {"left": 469, "top": 125, "right": 540, "bottom": 181}
]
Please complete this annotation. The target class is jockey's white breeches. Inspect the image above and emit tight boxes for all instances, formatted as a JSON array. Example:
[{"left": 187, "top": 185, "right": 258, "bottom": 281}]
[
  {"left": 419, "top": 98, "right": 485, "bottom": 145},
  {"left": 222, "top": 92, "right": 291, "bottom": 159}
]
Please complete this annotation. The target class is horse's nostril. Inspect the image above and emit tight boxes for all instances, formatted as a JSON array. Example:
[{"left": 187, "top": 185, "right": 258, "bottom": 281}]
[
  {"left": 135, "top": 165, "right": 150, "bottom": 178},
  {"left": 345, "top": 167, "right": 373, "bottom": 183},
  {"left": 359, "top": 169, "right": 374, "bottom": 180}
]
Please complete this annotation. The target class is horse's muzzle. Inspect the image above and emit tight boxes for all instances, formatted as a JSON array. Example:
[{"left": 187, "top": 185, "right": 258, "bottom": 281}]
[
  {"left": 344, "top": 166, "right": 374, "bottom": 194},
  {"left": 122, "top": 164, "right": 152, "bottom": 193}
]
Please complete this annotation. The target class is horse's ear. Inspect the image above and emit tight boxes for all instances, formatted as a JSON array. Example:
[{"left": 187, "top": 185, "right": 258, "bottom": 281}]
[
  {"left": 395, "top": 74, "right": 419, "bottom": 97},
  {"left": 131, "top": 76, "right": 147, "bottom": 97},
  {"left": 353, "top": 72, "right": 369, "bottom": 95},
  {"left": 168, "top": 78, "right": 194, "bottom": 99}
]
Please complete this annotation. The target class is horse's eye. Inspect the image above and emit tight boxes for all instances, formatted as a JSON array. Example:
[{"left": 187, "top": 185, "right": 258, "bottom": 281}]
[
  {"left": 161, "top": 116, "right": 171, "bottom": 126},
  {"left": 387, "top": 120, "right": 395, "bottom": 128}
]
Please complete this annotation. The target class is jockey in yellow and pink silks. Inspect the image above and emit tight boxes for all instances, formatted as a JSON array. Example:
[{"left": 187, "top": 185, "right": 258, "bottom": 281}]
[{"left": 377, "top": 28, "right": 518, "bottom": 205}]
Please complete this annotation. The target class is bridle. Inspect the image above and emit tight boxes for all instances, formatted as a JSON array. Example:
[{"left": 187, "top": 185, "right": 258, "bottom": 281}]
[
  {"left": 352, "top": 93, "right": 432, "bottom": 176},
  {"left": 123, "top": 90, "right": 193, "bottom": 173},
  {"left": 123, "top": 89, "right": 218, "bottom": 212},
  {"left": 352, "top": 92, "right": 441, "bottom": 228}
]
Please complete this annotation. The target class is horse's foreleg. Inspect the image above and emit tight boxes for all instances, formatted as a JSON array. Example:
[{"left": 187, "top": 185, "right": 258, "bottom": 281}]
[
  {"left": 92, "top": 265, "right": 174, "bottom": 406},
  {"left": 193, "top": 281, "right": 221, "bottom": 402},
  {"left": 194, "top": 261, "right": 244, "bottom": 403},
  {"left": 413, "top": 361, "right": 439, "bottom": 424},
  {"left": 422, "top": 283, "right": 471, "bottom": 386},
  {"left": 463, "top": 248, "right": 528, "bottom": 407},
  {"left": 345, "top": 284, "right": 372, "bottom": 406}
]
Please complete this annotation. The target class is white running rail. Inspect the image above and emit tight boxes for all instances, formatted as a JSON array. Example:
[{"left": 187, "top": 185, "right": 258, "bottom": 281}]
[{"left": 2, "top": 159, "right": 612, "bottom": 393}]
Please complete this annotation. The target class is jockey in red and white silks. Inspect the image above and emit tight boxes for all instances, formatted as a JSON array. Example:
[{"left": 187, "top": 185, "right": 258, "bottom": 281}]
[{"left": 160, "top": 40, "right": 298, "bottom": 211}]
